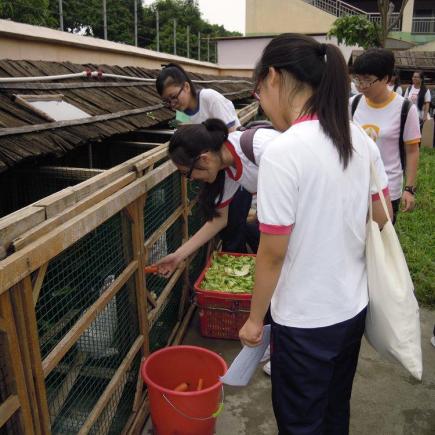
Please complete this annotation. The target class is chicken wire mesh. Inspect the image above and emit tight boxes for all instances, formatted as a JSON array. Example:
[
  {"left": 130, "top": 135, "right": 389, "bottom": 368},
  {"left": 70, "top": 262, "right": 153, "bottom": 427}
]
[
  {"left": 143, "top": 172, "right": 182, "bottom": 241},
  {"left": 46, "top": 280, "right": 139, "bottom": 434},
  {"left": 149, "top": 276, "right": 184, "bottom": 352},
  {"left": 0, "top": 166, "right": 101, "bottom": 218}
]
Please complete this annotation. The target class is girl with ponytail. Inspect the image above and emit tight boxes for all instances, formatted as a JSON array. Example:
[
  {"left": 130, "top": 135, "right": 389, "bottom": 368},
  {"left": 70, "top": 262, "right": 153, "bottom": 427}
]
[
  {"left": 156, "top": 62, "right": 251, "bottom": 253},
  {"left": 238, "top": 34, "right": 392, "bottom": 433},
  {"left": 155, "top": 118, "right": 279, "bottom": 276}
]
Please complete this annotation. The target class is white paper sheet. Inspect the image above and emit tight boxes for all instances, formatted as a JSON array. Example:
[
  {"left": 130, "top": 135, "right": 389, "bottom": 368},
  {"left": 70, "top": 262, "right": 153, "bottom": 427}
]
[{"left": 220, "top": 325, "right": 271, "bottom": 386}]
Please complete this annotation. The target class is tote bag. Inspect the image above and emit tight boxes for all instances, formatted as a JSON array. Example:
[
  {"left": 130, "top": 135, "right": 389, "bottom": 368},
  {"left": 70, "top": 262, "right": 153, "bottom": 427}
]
[{"left": 365, "top": 161, "right": 422, "bottom": 380}]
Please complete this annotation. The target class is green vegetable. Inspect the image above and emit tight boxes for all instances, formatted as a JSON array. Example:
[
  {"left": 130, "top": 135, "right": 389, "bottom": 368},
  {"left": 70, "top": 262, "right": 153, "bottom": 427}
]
[{"left": 200, "top": 253, "right": 255, "bottom": 294}]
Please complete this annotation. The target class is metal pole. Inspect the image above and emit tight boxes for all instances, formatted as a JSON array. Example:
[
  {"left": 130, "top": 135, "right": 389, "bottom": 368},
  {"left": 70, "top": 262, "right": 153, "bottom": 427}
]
[
  {"left": 173, "top": 19, "right": 177, "bottom": 55},
  {"left": 103, "top": 0, "right": 107, "bottom": 40},
  {"left": 156, "top": 9, "right": 160, "bottom": 51},
  {"left": 187, "top": 25, "right": 190, "bottom": 58},
  {"left": 207, "top": 36, "right": 210, "bottom": 62},
  {"left": 134, "top": 0, "right": 138, "bottom": 46},
  {"left": 58, "top": 0, "right": 64, "bottom": 31},
  {"left": 198, "top": 32, "right": 201, "bottom": 61}
]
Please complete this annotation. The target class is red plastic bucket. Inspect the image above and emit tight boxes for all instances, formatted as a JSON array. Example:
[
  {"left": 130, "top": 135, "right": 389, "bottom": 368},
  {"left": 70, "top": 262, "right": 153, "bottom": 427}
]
[{"left": 141, "top": 345, "right": 227, "bottom": 435}]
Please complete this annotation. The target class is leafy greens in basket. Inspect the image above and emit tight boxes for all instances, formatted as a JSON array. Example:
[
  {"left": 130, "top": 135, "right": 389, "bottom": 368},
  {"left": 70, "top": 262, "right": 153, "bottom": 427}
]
[{"left": 200, "top": 254, "right": 255, "bottom": 294}]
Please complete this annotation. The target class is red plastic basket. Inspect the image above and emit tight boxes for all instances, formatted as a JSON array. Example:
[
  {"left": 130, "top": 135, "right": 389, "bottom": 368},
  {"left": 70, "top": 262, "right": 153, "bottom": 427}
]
[{"left": 193, "top": 252, "right": 255, "bottom": 340}]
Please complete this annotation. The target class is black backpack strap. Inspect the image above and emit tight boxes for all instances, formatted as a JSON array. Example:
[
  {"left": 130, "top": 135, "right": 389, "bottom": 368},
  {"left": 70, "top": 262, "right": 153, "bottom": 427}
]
[
  {"left": 239, "top": 123, "right": 273, "bottom": 165},
  {"left": 350, "top": 94, "right": 362, "bottom": 119},
  {"left": 399, "top": 99, "right": 412, "bottom": 172}
]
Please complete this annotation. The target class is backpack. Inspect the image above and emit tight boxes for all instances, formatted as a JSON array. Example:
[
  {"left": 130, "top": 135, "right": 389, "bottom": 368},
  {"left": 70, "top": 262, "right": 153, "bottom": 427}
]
[
  {"left": 351, "top": 94, "right": 412, "bottom": 171},
  {"left": 238, "top": 121, "right": 274, "bottom": 165}
]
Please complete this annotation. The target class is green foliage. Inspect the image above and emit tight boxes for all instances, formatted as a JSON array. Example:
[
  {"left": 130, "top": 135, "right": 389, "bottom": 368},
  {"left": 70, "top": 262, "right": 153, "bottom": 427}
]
[
  {"left": 328, "top": 14, "right": 380, "bottom": 50},
  {"left": 2, "top": 0, "right": 240, "bottom": 63},
  {"left": 0, "top": 0, "right": 55, "bottom": 27},
  {"left": 396, "top": 148, "right": 435, "bottom": 307},
  {"left": 200, "top": 253, "right": 256, "bottom": 293}
]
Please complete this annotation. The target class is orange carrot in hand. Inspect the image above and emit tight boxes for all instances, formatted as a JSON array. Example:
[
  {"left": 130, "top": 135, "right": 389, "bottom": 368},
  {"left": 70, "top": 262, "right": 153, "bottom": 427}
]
[
  {"left": 196, "top": 378, "right": 204, "bottom": 391},
  {"left": 174, "top": 382, "right": 189, "bottom": 392},
  {"left": 144, "top": 265, "right": 159, "bottom": 274}
]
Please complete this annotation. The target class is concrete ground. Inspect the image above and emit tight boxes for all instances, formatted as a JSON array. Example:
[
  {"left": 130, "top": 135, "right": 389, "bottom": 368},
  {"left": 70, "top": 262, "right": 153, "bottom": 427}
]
[{"left": 144, "top": 307, "right": 435, "bottom": 434}]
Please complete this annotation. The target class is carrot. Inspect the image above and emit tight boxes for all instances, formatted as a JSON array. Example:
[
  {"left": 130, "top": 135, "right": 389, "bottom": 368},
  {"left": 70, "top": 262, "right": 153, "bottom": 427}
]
[
  {"left": 144, "top": 265, "right": 159, "bottom": 274},
  {"left": 196, "top": 378, "right": 204, "bottom": 391},
  {"left": 174, "top": 382, "right": 189, "bottom": 392}
]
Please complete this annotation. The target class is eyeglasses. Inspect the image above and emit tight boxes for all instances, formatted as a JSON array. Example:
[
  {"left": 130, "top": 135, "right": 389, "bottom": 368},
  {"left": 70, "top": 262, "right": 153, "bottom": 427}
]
[
  {"left": 162, "top": 83, "right": 185, "bottom": 107},
  {"left": 180, "top": 156, "right": 200, "bottom": 180},
  {"left": 352, "top": 76, "right": 379, "bottom": 89}
]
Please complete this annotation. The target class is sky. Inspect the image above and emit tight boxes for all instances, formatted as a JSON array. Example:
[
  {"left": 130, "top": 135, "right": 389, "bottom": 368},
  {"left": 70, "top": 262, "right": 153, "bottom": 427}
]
[{"left": 142, "top": 0, "right": 246, "bottom": 34}]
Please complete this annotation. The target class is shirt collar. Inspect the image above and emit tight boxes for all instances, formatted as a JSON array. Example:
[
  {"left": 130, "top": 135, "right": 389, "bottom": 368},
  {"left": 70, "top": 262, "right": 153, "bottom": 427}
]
[{"left": 224, "top": 140, "right": 243, "bottom": 181}]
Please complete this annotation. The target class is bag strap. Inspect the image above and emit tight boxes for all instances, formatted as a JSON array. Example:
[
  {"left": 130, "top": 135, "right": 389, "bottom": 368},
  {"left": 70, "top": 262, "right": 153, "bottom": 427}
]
[
  {"left": 239, "top": 123, "right": 273, "bottom": 165},
  {"left": 369, "top": 160, "right": 390, "bottom": 223},
  {"left": 399, "top": 98, "right": 411, "bottom": 171},
  {"left": 351, "top": 94, "right": 363, "bottom": 119}
]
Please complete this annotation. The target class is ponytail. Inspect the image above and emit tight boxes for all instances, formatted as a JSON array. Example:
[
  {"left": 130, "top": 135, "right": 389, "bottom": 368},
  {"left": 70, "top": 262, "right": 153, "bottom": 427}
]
[
  {"left": 314, "top": 43, "right": 352, "bottom": 168},
  {"left": 168, "top": 119, "right": 228, "bottom": 221},
  {"left": 156, "top": 63, "right": 197, "bottom": 98},
  {"left": 254, "top": 34, "right": 352, "bottom": 168}
]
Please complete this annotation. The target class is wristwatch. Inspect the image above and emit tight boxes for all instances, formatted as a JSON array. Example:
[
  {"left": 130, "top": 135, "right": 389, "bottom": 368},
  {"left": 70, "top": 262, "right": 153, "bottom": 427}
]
[{"left": 404, "top": 186, "right": 416, "bottom": 195}]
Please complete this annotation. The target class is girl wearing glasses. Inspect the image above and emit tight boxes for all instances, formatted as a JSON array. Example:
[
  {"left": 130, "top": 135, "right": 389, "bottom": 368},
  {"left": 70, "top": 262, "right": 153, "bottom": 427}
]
[
  {"left": 156, "top": 63, "right": 240, "bottom": 131},
  {"left": 155, "top": 118, "right": 279, "bottom": 277},
  {"left": 238, "top": 34, "right": 392, "bottom": 434},
  {"left": 351, "top": 49, "right": 421, "bottom": 224},
  {"left": 156, "top": 63, "right": 253, "bottom": 254}
]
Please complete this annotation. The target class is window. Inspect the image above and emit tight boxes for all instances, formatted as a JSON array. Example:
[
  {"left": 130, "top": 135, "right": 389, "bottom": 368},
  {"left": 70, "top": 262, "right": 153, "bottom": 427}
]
[{"left": 14, "top": 94, "right": 91, "bottom": 122}]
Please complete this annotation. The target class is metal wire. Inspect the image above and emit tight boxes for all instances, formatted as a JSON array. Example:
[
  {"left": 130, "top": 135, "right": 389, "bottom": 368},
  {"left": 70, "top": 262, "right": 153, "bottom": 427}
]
[
  {"left": 36, "top": 213, "right": 129, "bottom": 359},
  {"left": 47, "top": 282, "right": 139, "bottom": 434}
]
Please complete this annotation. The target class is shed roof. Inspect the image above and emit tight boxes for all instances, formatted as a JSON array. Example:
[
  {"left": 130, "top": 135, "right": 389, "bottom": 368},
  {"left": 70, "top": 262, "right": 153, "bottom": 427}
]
[
  {"left": 350, "top": 50, "right": 435, "bottom": 71},
  {"left": 0, "top": 60, "right": 253, "bottom": 173}
]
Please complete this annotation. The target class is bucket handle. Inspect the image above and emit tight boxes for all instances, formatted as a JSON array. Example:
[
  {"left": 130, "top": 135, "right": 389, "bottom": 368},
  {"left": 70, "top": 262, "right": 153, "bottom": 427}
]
[{"left": 162, "top": 385, "right": 225, "bottom": 421}]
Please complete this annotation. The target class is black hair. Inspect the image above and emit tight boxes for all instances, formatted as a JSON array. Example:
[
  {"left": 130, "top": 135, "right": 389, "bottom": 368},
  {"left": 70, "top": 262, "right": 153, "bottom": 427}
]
[
  {"left": 155, "top": 63, "right": 197, "bottom": 98},
  {"left": 254, "top": 33, "right": 352, "bottom": 168},
  {"left": 352, "top": 48, "right": 395, "bottom": 82},
  {"left": 412, "top": 70, "right": 427, "bottom": 111},
  {"left": 168, "top": 119, "right": 228, "bottom": 221},
  {"left": 391, "top": 70, "right": 401, "bottom": 91}
]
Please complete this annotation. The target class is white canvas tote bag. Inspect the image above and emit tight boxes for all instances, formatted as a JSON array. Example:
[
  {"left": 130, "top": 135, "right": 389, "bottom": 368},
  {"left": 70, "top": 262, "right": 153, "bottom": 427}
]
[{"left": 365, "top": 161, "right": 422, "bottom": 380}]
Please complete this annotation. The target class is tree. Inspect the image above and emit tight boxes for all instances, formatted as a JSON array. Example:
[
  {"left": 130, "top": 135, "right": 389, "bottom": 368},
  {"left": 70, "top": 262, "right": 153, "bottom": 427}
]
[
  {"left": 328, "top": 15, "right": 380, "bottom": 49},
  {"left": 328, "top": 0, "right": 410, "bottom": 49},
  {"left": 0, "top": 0, "right": 55, "bottom": 27},
  {"left": 377, "top": 0, "right": 409, "bottom": 47}
]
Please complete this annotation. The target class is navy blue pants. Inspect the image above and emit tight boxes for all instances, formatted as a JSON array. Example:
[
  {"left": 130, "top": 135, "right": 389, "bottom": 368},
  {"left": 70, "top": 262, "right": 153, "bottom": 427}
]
[
  {"left": 220, "top": 187, "right": 253, "bottom": 253},
  {"left": 271, "top": 308, "right": 367, "bottom": 435}
]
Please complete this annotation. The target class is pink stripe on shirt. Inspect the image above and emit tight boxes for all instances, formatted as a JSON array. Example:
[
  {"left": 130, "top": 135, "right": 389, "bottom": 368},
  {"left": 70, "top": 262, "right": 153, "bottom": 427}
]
[
  {"left": 259, "top": 223, "right": 294, "bottom": 235},
  {"left": 371, "top": 187, "right": 390, "bottom": 201}
]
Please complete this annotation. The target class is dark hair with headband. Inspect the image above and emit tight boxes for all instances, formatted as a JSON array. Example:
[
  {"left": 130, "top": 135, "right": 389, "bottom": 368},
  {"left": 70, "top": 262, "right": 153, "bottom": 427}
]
[
  {"left": 156, "top": 63, "right": 197, "bottom": 98},
  {"left": 169, "top": 119, "right": 229, "bottom": 220},
  {"left": 254, "top": 33, "right": 353, "bottom": 168}
]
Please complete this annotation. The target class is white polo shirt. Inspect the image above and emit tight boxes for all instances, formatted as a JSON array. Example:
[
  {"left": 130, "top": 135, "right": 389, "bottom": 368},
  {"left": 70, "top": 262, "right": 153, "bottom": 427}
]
[
  {"left": 350, "top": 92, "right": 421, "bottom": 200},
  {"left": 184, "top": 89, "right": 241, "bottom": 129},
  {"left": 404, "top": 86, "right": 432, "bottom": 120},
  {"left": 216, "top": 128, "right": 281, "bottom": 208},
  {"left": 257, "top": 117, "right": 389, "bottom": 328}
]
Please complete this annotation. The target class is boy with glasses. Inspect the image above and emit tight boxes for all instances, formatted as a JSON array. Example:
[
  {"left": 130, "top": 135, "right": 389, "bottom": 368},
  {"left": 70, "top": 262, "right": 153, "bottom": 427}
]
[{"left": 351, "top": 49, "right": 421, "bottom": 224}]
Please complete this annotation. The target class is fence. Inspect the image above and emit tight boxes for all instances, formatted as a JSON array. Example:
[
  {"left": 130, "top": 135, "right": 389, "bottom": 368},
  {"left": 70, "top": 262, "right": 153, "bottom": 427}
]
[
  {"left": 0, "top": 144, "right": 205, "bottom": 434},
  {"left": 412, "top": 17, "right": 435, "bottom": 34}
]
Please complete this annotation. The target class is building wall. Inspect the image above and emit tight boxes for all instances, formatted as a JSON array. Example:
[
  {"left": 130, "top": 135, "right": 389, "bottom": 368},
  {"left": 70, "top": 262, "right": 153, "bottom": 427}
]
[
  {"left": 246, "top": 0, "right": 336, "bottom": 35},
  {"left": 217, "top": 35, "right": 358, "bottom": 70},
  {"left": 0, "top": 20, "right": 250, "bottom": 77}
]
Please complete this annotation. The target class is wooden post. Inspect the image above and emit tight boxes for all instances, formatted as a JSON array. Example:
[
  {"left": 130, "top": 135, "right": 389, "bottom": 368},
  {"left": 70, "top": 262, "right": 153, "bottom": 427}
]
[
  {"left": 0, "top": 291, "right": 35, "bottom": 434},
  {"left": 20, "top": 277, "right": 51, "bottom": 434},
  {"left": 178, "top": 177, "right": 191, "bottom": 321},
  {"left": 127, "top": 196, "right": 149, "bottom": 357}
]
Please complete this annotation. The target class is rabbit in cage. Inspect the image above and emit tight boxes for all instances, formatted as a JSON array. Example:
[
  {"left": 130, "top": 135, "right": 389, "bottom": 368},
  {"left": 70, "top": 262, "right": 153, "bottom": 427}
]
[{"left": 77, "top": 275, "right": 119, "bottom": 359}]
